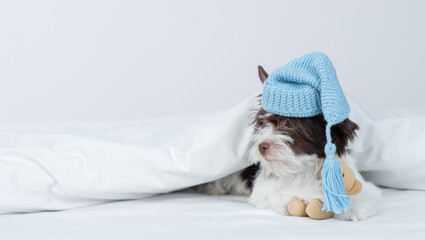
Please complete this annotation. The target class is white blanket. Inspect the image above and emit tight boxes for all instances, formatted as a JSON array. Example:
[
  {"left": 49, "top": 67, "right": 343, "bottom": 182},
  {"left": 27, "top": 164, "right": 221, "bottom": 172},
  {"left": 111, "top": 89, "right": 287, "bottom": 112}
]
[
  {"left": 0, "top": 97, "right": 256, "bottom": 214},
  {"left": 348, "top": 98, "right": 425, "bottom": 190},
  {"left": 1, "top": 94, "right": 424, "bottom": 214}
]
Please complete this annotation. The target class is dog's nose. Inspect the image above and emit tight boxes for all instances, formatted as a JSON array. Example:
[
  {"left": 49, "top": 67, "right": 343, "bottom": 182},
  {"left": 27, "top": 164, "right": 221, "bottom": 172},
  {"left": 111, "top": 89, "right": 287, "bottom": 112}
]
[{"left": 258, "top": 142, "right": 270, "bottom": 155}]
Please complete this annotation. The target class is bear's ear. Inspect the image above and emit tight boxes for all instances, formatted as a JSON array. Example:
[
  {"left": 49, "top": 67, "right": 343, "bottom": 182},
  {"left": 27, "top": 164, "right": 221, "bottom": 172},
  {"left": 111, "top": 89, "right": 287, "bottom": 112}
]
[{"left": 258, "top": 65, "right": 268, "bottom": 84}]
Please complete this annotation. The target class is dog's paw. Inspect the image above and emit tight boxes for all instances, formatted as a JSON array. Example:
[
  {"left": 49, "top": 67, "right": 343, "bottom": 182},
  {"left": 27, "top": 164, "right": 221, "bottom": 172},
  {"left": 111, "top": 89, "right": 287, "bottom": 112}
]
[
  {"left": 277, "top": 206, "right": 291, "bottom": 216},
  {"left": 195, "top": 183, "right": 225, "bottom": 196},
  {"left": 250, "top": 199, "right": 291, "bottom": 216},
  {"left": 335, "top": 210, "right": 368, "bottom": 221}
]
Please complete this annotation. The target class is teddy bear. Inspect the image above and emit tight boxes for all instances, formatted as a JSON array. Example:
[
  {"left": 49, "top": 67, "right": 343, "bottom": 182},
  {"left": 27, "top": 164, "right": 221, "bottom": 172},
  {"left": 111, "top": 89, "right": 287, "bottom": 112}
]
[{"left": 287, "top": 163, "right": 362, "bottom": 220}]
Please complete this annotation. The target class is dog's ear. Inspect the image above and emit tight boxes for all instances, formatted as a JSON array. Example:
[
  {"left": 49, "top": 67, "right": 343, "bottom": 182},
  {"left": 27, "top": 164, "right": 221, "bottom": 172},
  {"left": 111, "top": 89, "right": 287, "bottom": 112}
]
[
  {"left": 331, "top": 118, "right": 359, "bottom": 156},
  {"left": 258, "top": 65, "right": 268, "bottom": 83},
  {"left": 336, "top": 118, "right": 359, "bottom": 141}
]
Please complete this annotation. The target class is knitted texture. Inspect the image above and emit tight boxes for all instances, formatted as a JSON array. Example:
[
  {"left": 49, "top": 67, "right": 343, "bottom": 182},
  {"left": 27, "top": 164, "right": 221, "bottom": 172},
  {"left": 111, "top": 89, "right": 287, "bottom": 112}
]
[{"left": 262, "top": 52, "right": 351, "bottom": 214}]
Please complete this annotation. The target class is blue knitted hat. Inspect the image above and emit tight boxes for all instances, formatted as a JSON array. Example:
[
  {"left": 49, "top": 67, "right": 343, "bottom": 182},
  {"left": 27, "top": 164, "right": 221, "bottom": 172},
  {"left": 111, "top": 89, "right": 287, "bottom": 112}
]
[{"left": 262, "top": 52, "right": 351, "bottom": 214}]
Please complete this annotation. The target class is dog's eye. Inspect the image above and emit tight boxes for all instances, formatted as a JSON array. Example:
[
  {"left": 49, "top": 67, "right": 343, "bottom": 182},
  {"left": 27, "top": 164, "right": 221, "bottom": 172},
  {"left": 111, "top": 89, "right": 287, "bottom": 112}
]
[
  {"left": 285, "top": 120, "right": 293, "bottom": 128},
  {"left": 276, "top": 119, "right": 293, "bottom": 130},
  {"left": 283, "top": 119, "right": 293, "bottom": 128},
  {"left": 257, "top": 120, "right": 266, "bottom": 127}
]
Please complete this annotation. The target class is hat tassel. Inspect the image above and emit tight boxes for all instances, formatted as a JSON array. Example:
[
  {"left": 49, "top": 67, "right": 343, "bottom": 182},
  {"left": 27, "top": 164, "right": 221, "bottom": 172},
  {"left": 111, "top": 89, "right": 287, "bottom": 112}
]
[{"left": 321, "top": 125, "right": 351, "bottom": 214}]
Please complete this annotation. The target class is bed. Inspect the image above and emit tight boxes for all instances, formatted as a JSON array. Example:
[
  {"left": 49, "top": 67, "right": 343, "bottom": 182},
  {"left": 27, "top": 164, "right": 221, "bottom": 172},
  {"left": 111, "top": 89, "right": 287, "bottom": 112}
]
[
  {"left": 0, "top": 95, "right": 424, "bottom": 239},
  {"left": 1, "top": 188, "right": 424, "bottom": 240}
]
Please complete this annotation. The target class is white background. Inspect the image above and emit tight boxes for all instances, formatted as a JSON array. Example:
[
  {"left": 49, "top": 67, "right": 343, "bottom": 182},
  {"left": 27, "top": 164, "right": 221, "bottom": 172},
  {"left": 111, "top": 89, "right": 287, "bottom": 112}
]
[{"left": 1, "top": 0, "right": 424, "bottom": 121}]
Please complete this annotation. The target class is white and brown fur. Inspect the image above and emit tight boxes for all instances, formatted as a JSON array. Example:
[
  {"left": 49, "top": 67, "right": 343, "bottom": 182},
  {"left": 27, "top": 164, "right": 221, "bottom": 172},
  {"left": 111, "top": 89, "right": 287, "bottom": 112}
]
[{"left": 197, "top": 66, "right": 381, "bottom": 221}]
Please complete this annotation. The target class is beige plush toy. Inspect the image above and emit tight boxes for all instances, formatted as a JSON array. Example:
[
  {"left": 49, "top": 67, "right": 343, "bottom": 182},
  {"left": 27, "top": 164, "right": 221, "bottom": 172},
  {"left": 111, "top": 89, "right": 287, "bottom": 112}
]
[{"left": 287, "top": 163, "right": 362, "bottom": 220}]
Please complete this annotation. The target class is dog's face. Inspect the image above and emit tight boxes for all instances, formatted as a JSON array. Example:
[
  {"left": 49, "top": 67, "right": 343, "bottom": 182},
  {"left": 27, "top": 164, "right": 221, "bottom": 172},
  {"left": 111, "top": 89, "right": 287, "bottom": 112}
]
[{"left": 250, "top": 66, "right": 359, "bottom": 176}]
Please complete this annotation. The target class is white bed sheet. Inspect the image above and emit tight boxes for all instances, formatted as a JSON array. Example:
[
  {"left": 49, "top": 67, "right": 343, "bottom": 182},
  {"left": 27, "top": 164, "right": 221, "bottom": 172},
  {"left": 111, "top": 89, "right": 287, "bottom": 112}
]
[{"left": 1, "top": 188, "right": 424, "bottom": 240}]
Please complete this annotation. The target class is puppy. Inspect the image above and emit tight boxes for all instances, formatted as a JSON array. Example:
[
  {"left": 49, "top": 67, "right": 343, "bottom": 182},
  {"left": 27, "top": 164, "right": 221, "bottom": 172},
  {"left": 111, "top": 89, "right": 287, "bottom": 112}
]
[{"left": 197, "top": 66, "right": 381, "bottom": 221}]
